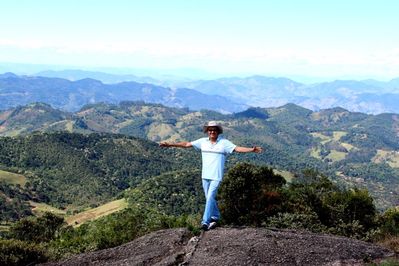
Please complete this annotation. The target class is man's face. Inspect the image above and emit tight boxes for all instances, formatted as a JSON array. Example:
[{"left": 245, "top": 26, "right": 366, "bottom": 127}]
[{"left": 207, "top": 127, "right": 219, "bottom": 139}]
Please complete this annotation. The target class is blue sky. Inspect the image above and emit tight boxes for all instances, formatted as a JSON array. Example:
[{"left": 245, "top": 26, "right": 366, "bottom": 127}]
[{"left": 1, "top": 0, "right": 399, "bottom": 80}]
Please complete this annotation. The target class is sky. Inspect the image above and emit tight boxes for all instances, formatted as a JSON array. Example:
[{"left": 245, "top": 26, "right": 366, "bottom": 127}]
[{"left": 1, "top": 0, "right": 399, "bottom": 81}]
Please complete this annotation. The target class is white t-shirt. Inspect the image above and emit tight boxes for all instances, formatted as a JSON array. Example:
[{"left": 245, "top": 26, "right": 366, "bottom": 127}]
[{"left": 191, "top": 136, "right": 236, "bottom": 181}]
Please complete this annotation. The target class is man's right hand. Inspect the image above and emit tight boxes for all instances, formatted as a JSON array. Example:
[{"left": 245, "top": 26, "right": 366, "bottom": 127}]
[{"left": 159, "top": 142, "right": 170, "bottom": 147}]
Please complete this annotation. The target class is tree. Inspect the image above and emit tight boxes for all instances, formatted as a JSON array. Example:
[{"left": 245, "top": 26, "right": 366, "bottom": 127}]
[
  {"left": 219, "top": 163, "right": 286, "bottom": 226},
  {"left": 10, "top": 212, "right": 65, "bottom": 243}
]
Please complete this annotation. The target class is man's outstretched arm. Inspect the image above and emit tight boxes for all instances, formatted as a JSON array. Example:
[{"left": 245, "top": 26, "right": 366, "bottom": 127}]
[
  {"left": 159, "top": 141, "right": 193, "bottom": 148},
  {"left": 234, "top": 146, "right": 262, "bottom": 153}
]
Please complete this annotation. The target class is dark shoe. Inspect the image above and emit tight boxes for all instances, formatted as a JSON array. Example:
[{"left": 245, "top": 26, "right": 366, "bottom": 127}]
[
  {"left": 201, "top": 223, "right": 209, "bottom": 231},
  {"left": 208, "top": 221, "right": 218, "bottom": 230}
]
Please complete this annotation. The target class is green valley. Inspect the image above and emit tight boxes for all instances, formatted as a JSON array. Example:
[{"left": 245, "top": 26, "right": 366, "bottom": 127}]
[{"left": 0, "top": 101, "right": 398, "bottom": 223}]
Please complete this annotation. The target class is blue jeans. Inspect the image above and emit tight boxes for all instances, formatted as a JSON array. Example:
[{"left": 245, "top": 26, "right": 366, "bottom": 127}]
[{"left": 202, "top": 179, "right": 221, "bottom": 225}]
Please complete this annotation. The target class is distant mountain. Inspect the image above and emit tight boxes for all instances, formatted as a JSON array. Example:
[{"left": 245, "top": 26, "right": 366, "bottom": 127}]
[
  {"left": 0, "top": 102, "right": 398, "bottom": 209},
  {"left": 362, "top": 77, "right": 399, "bottom": 91},
  {"left": 36, "top": 69, "right": 158, "bottom": 84},
  {"left": 177, "top": 75, "right": 304, "bottom": 107},
  {"left": 0, "top": 102, "right": 71, "bottom": 136},
  {"left": 177, "top": 77, "right": 399, "bottom": 114},
  {"left": 2, "top": 71, "right": 399, "bottom": 114},
  {"left": 0, "top": 73, "right": 246, "bottom": 113}
]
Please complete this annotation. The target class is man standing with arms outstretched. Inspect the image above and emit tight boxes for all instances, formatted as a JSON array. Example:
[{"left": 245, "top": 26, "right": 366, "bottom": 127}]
[{"left": 160, "top": 121, "right": 262, "bottom": 231}]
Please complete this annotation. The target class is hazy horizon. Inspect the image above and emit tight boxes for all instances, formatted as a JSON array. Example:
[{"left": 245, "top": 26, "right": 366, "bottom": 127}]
[{"left": 1, "top": 0, "right": 399, "bottom": 82}]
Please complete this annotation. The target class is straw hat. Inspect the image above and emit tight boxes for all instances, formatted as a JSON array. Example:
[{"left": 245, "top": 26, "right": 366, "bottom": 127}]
[{"left": 203, "top": 121, "right": 223, "bottom": 133}]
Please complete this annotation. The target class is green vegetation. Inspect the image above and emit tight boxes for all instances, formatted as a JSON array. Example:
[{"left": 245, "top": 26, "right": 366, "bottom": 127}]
[
  {"left": 0, "top": 170, "right": 26, "bottom": 186},
  {"left": 30, "top": 202, "right": 66, "bottom": 216},
  {"left": 0, "top": 182, "right": 33, "bottom": 222},
  {"left": 125, "top": 169, "right": 203, "bottom": 216},
  {"left": 1, "top": 162, "right": 397, "bottom": 265},
  {"left": 219, "top": 164, "right": 380, "bottom": 239},
  {"left": 1, "top": 102, "right": 398, "bottom": 209},
  {"left": 10, "top": 212, "right": 65, "bottom": 243},
  {"left": 0, "top": 239, "right": 47, "bottom": 266},
  {"left": 0, "top": 102, "right": 398, "bottom": 264},
  {"left": 0, "top": 132, "right": 198, "bottom": 221},
  {"left": 219, "top": 163, "right": 286, "bottom": 226},
  {"left": 0, "top": 160, "right": 399, "bottom": 265},
  {"left": 373, "top": 150, "right": 399, "bottom": 168}
]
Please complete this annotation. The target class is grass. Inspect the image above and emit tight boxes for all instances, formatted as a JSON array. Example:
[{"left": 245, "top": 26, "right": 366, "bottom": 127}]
[
  {"left": 29, "top": 199, "right": 129, "bottom": 227},
  {"left": 147, "top": 123, "right": 175, "bottom": 140},
  {"left": 373, "top": 150, "right": 399, "bottom": 168},
  {"left": 341, "top": 142, "right": 356, "bottom": 151},
  {"left": 310, "top": 147, "right": 322, "bottom": 159},
  {"left": 0, "top": 224, "right": 10, "bottom": 233},
  {"left": 311, "top": 131, "right": 348, "bottom": 143},
  {"left": 65, "top": 121, "right": 74, "bottom": 132},
  {"left": 30, "top": 201, "right": 67, "bottom": 216},
  {"left": 332, "top": 131, "right": 347, "bottom": 141},
  {"left": 274, "top": 169, "right": 295, "bottom": 183},
  {"left": 378, "top": 235, "right": 399, "bottom": 254},
  {"left": 310, "top": 131, "right": 354, "bottom": 162},
  {"left": 325, "top": 150, "right": 347, "bottom": 162},
  {"left": 310, "top": 132, "right": 331, "bottom": 144},
  {"left": 3, "top": 128, "right": 26, "bottom": 137},
  {"left": 0, "top": 170, "right": 27, "bottom": 186},
  {"left": 377, "top": 236, "right": 399, "bottom": 266},
  {"left": 65, "top": 199, "right": 128, "bottom": 227},
  {"left": 309, "top": 147, "right": 348, "bottom": 162}
]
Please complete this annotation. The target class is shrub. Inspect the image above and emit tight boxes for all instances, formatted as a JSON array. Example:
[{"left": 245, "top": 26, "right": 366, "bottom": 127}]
[
  {"left": 282, "top": 169, "right": 336, "bottom": 225},
  {"left": 10, "top": 212, "right": 65, "bottom": 243},
  {"left": 219, "top": 163, "right": 286, "bottom": 226},
  {"left": 328, "top": 219, "right": 365, "bottom": 239},
  {"left": 48, "top": 206, "right": 199, "bottom": 260},
  {"left": 323, "top": 188, "right": 377, "bottom": 234},
  {"left": 379, "top": 208, "right": 399, "bottom": 236},
  {"left": 0, "top": 239, "right": 47, "bottom": 266},
  {"left": 265, "top": 212, "right": 327, "bottom": 233}
]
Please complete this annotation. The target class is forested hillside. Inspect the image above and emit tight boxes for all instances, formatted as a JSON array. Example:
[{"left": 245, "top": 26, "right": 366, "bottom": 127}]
[
  {"left": 0, "top": 129, "right": 398, "bottom": 264},
  {"left": 1, "top": 101, "right": 398, "bottom": 210},
  {"left": 0, "top": 132, "right": 199, "bottom": 221}
]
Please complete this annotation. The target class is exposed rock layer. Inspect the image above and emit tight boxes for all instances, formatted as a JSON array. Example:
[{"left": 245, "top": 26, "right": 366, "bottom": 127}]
[{"left": 43, "top": 227, "right": 395, "bottom": 266}]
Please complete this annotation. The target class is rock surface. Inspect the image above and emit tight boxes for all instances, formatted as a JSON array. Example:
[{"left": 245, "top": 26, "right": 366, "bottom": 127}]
[{"left": 43, "top": 227, "right": 395, "bottom": 266}]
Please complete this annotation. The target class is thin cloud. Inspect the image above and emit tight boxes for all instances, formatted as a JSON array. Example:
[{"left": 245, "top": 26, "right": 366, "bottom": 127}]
[{"left": 1, "top": 38, "right": 398, "bottom": 79}]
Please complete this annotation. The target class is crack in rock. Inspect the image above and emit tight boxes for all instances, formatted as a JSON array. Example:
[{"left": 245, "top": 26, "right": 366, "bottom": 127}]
[{"left": 178, "top": 234, "right": 202, "bottom": 265}]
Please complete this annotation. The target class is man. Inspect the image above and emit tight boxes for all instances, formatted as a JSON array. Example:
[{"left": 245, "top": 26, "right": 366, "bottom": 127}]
[{"left": 160, "top": 121, "right": 262, "bottom": 231}]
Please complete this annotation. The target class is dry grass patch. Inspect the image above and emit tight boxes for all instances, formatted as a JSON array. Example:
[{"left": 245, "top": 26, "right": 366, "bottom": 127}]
[
  {"left": 273, "top": 169, "right": 295, "bottom": 182},
  {"left": 310, "top": 147, "right": 322, "bottom": 159},
  {"left": 332, "top": 131, "right": 347, "bottom": 140},
  {"left": 378, "top": 235, "right": 399, "bottom": 253},
  {"left": 148, "top": 123, "right": 175, "bottom": 140},
  {"left": 66, "top": 199, "right": 128, "bottom": 227},
  {"left": 325, "top": 150, "right": 347, "bottom": 162},
  {"left": 341, "top": 142, "right": 356, "bottom": 151},
  {"left": 373, "top": 150, "right": 399, "bottom": 168},
  {"left": 310, "top": 132, "right": 331, "bottom": 144},
  {"left": 0, "top": 170, "right": 26, "bottom": 186},
  {"left": 30, "top": 201, "right": 66, "bottom": 216}
]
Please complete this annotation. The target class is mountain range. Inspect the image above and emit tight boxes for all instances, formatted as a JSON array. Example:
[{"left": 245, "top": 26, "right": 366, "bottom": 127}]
[
  {"left": 178, "top": 76, "right": 399, "bottom": 114},
  {"left": 29, "top": 70, "right": 399, "bottom": 114},
  {"left": 1, "top": 71, "right": 399, "bottom": 114},
  {"left": 0, "top": 72, "right": 246, "bottom": 114}
]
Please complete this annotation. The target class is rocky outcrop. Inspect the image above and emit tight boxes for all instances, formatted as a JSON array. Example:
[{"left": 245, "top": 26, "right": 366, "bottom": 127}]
[{"left": 43, "top": 227, "right": 395, "bottom": 266}]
